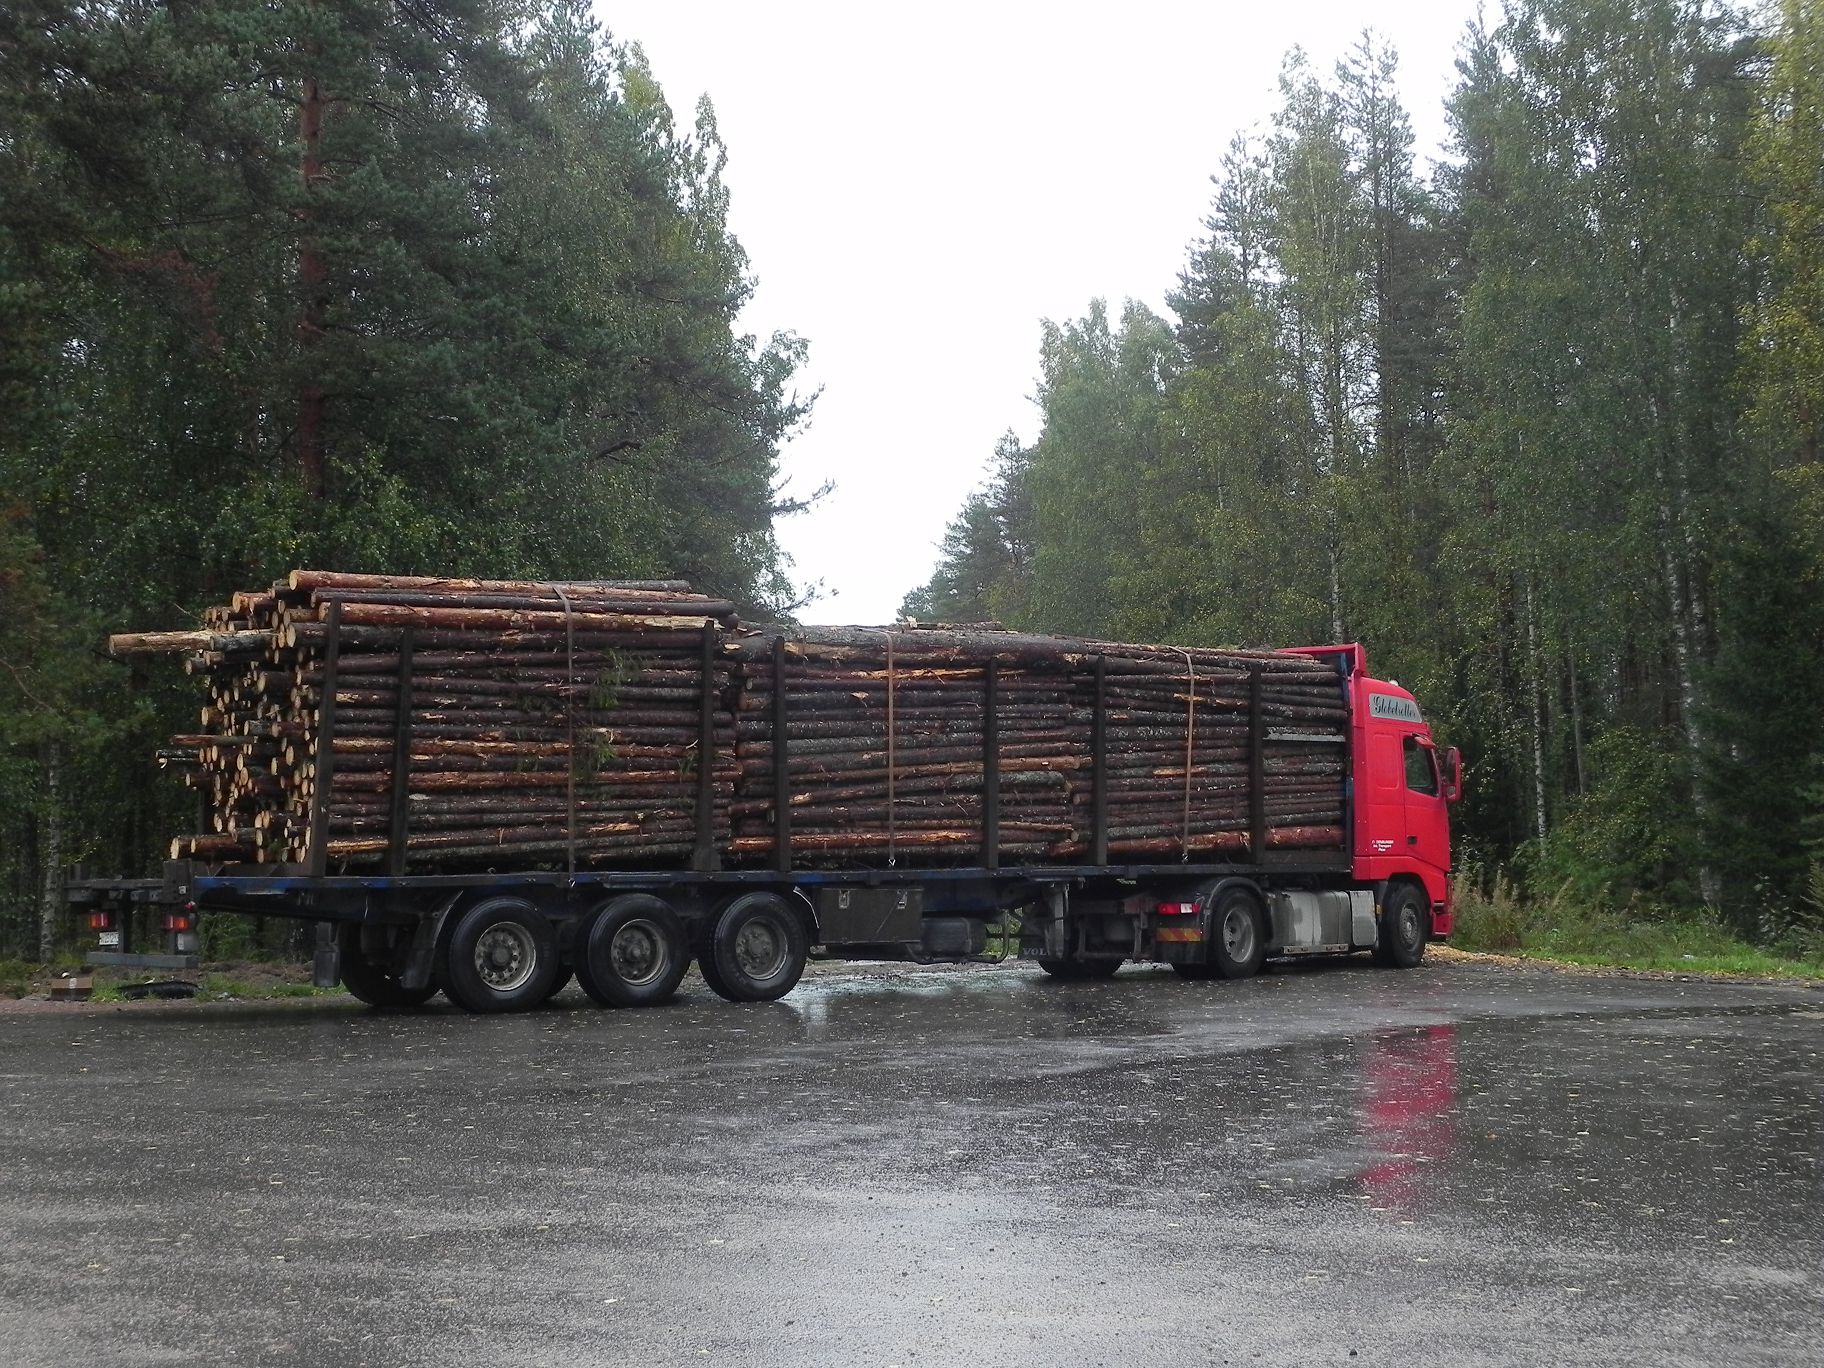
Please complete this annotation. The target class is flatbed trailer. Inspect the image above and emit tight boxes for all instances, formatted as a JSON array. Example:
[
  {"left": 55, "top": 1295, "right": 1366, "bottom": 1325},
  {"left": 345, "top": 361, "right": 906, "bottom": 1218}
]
[{"left": 69, "top": 643, "right": 1461, "bottom": 1012}]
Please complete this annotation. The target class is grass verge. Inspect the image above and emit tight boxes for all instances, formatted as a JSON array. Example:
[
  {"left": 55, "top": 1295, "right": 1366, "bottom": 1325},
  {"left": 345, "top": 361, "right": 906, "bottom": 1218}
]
[
  {"left": 1450, "top": 875, "right": 1824, "bottom": 980},
  {"left": 1, "top": 959, "right": 335, "bottom": 1002}
]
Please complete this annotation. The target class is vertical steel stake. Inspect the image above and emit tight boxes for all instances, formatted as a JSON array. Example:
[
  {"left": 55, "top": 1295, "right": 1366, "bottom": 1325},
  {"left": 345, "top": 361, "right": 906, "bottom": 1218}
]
[
  {"left": 694, "top": 623, "right": 720, "bottom": 872},
  {"left": 1091, "top": 655, "right": 1108, "bottom": 866},
  {"left": 771, "top": 635, "right": 791, "bottom": 874},
  {"left": 982, "top": 659, "right": 1000, "bottom": 870},
  {"left": 306, "top": 599, "right": 342, "bottom": 879},
  {"left": 1249, "top": 662, "right": 1267, "bottom": 862},
  {"left": 385, "top": 627, "right": 415, "bottom": 877}
]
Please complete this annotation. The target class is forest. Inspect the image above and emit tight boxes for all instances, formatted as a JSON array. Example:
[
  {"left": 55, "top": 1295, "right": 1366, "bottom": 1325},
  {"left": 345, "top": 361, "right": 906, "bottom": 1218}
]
[
  {"left": 4, "top": 0, "right": 1822, "bottom": 969},
  {"left": 0, "top": 0, "right": 810, "bottom": 957},
  {"left": 903, "top": 0, "right": 1824, "bottom": 961}
]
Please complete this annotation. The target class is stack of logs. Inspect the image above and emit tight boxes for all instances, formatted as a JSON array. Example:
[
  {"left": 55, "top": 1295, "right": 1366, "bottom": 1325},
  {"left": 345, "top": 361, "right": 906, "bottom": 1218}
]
[
  {"left": 724, "top": 625, "right": 1347, "bottom": 866},
  {"left": 112, "top": 571, "right": 738, "bottom": 868},
  {"left": 112, "top": 572, "right": 1349, "bottom": 872}
]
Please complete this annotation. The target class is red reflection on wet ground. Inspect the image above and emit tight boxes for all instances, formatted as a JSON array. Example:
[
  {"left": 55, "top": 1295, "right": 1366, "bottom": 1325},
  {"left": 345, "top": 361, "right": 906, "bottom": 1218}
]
[{"left": 1359, "top": 1024, "right": 1459, "bottom": 1212}]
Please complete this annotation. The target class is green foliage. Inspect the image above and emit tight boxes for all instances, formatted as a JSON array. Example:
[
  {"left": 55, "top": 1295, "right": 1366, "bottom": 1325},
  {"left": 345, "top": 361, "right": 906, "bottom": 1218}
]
[
  {"left": 0, "top": 0, "right": 809, "bottom": 955},
  {"left": 0, "top": 959, "right": 36, "bottom": 998},
  {"left": 1023, "top": 300, "right": 1176, "bottom": 639},
  {"left": 1519, "top": 729, "right": 1699, "bottom": 905},
  {"left": 197, "top": 972, "right": 332, "bottom": 1000},
  {"left": 1452, "top": 878, "right": 1824, "bottom": 977},
  {"left": 1697, "top": 510, "right": 1824, "bottom": 928},
  {"left": 197, "top": 913, "right": 260, "bottom": 964},
  {"left": 1744, "top": 0, "right": 1824, "bottom": 465},
  {"left": 909, "top": 3, "right": 1819, "bottom": 951},
  {"left": 1, "top": 0, "right": 809, "bottom": 613},
  {"left": 899, "top": 434, "right": 1032, "bottom": 624},
  {"left": 1446, "top": 865, "right": 1535, "bottom": 950}
]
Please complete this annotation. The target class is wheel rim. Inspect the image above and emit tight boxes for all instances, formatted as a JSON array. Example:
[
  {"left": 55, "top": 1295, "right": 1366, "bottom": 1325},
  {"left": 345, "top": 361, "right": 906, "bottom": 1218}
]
[
  {"left": 1398, "top": 902, "right": 1423, "bottom": 950},
  {"left": 473, "top": 921, "right": 536, "bottom": 993},
  {"left": 609, "top": 918, "right": 669, "bottom": 987},
  {"left": 1222, "top": 904, "right": 1256, "bottom": 962},
  {"left": 733, "top": 916, "right": 786, "bottom": 980}
]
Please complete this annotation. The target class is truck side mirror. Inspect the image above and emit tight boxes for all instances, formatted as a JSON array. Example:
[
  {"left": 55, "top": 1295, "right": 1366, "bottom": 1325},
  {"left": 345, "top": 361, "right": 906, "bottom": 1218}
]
[{"left": 1442, "top": 747, "right": 1463, "bottom": 803}]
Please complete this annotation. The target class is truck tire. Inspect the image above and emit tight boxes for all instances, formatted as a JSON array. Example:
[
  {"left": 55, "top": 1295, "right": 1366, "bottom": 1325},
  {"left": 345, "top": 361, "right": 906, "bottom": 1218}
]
[
  {"left": 1374, "top": 883, "right": 1431, "bottom": 968},
  {"left": 701, "top": 893, "right": 807, "bottom": 1002},
  {"left": 694, "top": 946, "right": 732, "bottom": 999},
  {"left": 338, "top": 924, "right": 437, "bottom": 1009},
  {"left": 1037, "top": 956, "right": 1123, "bottom": 980},
  {"left": 1209, "top": 887, "right": 1267, "bottom": 979},
  {"left": 580, "top": 895, "right": 689, "bottom": 1008},
  {"left": 440, "top": 897, "right": 560, "bottom": 1013}
]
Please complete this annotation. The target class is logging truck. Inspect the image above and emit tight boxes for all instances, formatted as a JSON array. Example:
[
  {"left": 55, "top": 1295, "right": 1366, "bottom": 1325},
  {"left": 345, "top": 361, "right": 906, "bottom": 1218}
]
[{"left": 70, "top": 617, "right": 1460, "bottom": 1013}]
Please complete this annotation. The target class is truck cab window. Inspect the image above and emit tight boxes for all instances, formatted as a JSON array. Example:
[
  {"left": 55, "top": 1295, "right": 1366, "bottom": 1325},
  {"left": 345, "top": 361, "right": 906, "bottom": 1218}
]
[{"left": 1404, "top": 735, "right": 1438, "bottom": 796}]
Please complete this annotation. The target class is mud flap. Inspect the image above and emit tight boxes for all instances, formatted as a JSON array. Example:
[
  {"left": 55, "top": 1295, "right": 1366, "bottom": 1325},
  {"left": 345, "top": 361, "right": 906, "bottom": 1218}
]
[
  {"left": 1042, "top": 885, "right": 1072, "bottom": 959},
  {"left": 400, "top": 896, "right": 460, "bottom": 992}
]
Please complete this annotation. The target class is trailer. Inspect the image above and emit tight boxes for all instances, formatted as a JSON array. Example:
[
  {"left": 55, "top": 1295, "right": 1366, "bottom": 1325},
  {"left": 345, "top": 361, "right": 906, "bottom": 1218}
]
[{"left": 70, "top": 639, "right": 1460, "bottom": 1012}]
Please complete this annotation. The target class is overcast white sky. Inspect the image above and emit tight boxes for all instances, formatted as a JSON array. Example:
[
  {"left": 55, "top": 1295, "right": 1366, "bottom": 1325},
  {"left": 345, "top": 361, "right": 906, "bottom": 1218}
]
[{"left": 598, "top": 1, "right": 1483, "bottom": 623}]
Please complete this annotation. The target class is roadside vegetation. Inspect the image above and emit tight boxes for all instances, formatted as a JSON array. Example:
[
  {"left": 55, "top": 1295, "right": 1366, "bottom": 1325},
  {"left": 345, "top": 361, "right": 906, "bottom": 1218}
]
[
  {"left": 1449, "top": 872, "right": 1824, "bottom": 980},
  {"left": 1, "top": 957, "right": 333, "bottom": 1003},
  {"left": 7, "top": 1, "right": 1823, "bottom": 983},
  {"left": 907, "top": 0, "right": 1824, "bottom": 976},
  {"left": 0, "top": 0, "right": 812, "bottom": 961}
]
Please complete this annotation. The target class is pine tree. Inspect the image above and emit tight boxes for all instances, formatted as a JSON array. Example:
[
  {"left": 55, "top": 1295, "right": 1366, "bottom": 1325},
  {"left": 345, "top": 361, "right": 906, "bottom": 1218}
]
[{"left": 0, "top": 0, "right": 813, "bottom": 951}]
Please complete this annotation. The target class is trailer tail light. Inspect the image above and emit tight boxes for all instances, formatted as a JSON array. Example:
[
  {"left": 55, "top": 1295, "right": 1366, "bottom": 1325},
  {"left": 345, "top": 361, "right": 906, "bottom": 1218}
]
[
  {"left": 89, "top": 908, "right": 122, "bottom": 949},
  {"left": 164, "top": 909, "right": 199, "bottom": 955},
  {"left": 1157, "top": 902, "right": 1199, "bottom": 916}
]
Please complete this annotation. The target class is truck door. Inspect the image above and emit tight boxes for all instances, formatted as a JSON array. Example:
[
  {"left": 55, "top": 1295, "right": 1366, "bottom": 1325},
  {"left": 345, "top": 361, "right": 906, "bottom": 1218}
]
[{"left": 1401, "top": 735, "right": 1449, "bottom": 874}]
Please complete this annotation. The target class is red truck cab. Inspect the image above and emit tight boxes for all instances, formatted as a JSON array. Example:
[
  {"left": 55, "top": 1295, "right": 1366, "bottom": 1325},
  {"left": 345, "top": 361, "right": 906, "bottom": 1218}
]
[{"left": 1284, "top": 644, "right": 1460, "bottom": 938}]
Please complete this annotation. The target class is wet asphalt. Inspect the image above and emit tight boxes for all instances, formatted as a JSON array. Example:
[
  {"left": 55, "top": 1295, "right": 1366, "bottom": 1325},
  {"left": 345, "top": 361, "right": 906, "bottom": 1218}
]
[{"left": 1, "top": 957, "right": 1820, "bottom": 1368}]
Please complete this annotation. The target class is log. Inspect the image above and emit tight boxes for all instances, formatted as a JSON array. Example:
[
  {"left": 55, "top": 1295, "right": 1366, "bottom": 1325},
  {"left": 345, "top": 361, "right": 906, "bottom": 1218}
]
[
  {"left": 310, "top": 588, "right": 740, "bottom": 622},
  {"left": 111, "top": 629, "right": 272, "bottom": 656},
  {"left": 288, "top": 570, "right": 704, "bottom": 597},
  {"left": 326, "top": 602, "right": 715, "bottom": 634}
]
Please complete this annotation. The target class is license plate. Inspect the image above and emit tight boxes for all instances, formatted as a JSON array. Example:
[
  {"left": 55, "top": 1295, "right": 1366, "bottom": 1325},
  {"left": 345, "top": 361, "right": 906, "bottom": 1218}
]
[{"left": 98, "top": 930, "right": 120, "bottom": 948}]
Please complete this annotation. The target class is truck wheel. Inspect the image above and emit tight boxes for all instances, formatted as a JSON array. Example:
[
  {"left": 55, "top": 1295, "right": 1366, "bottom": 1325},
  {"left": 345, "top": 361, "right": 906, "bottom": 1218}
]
[
  {"left": 338, "top": 924, "right": 437, "bottom": 1009},
  {"left": 1037, "top": 957, "right": 1123, "bottom": 980},
  {"left": 573, "top": 935, "right": 604, "bottom": 1001},
  {"left": 1210, "top": 887, "right": 1267, "bottom": 980},
  {"left": 540, "top": 968, "right": 575, "bottom": 1004},
  {"left": 694, "top": 946, "right": 732, "bottom": 999},
  {"left": 1374, "top": 883, "right": 1431, "bottom": 968},
  {"left": 440, "top": 897, "right": 560, "bottom": 1013},
  {"left": 581, "top": 895, "right": 689, "bottom": 1008},
  {"left": 702, "top": 893, "right": 807, "bottom": 1002}
]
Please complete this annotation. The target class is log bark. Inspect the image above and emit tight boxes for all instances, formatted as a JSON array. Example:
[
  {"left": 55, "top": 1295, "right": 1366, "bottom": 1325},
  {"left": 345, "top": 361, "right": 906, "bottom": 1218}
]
[{"left": 111, "top": 630, "right": 272, "bottom": 656}]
